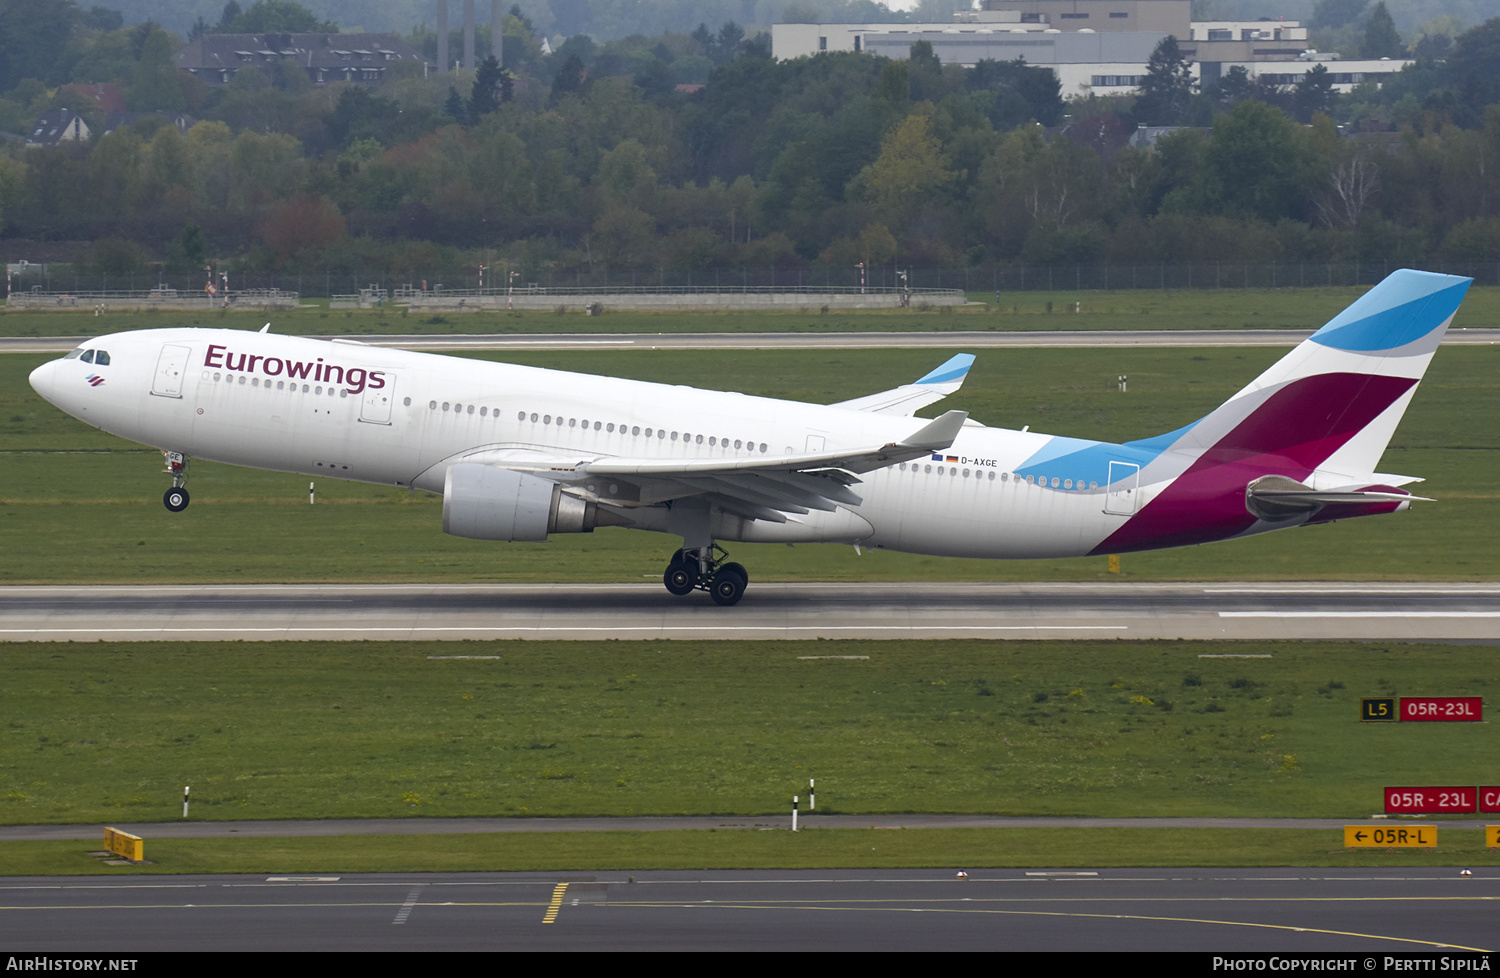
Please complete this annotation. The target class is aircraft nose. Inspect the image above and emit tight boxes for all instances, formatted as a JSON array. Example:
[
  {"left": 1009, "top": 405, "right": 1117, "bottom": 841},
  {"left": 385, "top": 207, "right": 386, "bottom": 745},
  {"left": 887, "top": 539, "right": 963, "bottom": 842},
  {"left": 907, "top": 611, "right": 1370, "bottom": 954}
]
[{"left": 28, "top": 359, "right": 59, "bottom": 405}]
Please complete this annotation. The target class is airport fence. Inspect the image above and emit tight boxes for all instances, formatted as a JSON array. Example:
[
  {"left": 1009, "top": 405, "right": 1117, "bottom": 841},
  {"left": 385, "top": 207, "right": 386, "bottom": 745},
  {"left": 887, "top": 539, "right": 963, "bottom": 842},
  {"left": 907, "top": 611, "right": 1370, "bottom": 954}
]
[{"left": 7, "top": 261, "right": 1500, "bottom": 301}]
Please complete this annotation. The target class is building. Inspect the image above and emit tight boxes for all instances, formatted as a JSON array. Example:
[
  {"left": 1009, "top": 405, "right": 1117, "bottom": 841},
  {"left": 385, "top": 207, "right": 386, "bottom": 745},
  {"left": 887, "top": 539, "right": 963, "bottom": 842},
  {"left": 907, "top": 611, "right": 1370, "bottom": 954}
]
[
  {"left": 26, "top": 110, "right": 90, "bottom": 148},
  {"left": 771, "top": 0, "right": 1409, "bottom": 98},
  {"left": 173, "top": 33, "right": 429, "bottom": 87}
]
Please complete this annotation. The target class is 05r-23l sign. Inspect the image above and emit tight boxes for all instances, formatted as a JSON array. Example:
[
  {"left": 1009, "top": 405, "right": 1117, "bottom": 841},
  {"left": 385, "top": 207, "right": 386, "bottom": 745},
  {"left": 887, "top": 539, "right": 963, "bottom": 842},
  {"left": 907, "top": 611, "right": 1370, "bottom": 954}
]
[{"left": 1361, "top": 697, "right": 1482, "bottom": 722}]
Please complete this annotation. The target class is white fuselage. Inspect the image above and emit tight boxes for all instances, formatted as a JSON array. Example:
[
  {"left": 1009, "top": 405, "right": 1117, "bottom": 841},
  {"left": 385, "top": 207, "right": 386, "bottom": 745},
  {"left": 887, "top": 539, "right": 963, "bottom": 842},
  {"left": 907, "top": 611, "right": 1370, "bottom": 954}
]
[{"left": 30, "top": 327, "right": 1151, "bottom": 560}]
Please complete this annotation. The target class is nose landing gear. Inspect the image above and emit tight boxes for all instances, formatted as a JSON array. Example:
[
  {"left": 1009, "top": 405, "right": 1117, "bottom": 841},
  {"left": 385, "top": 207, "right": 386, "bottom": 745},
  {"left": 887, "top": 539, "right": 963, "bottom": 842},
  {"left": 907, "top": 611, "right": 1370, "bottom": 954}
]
[
  {"left": 664, "top": 545, "right": 749, "bottom": 606},
  {"left": 162, "top": 452, "right": 190, "bottom": 512}
]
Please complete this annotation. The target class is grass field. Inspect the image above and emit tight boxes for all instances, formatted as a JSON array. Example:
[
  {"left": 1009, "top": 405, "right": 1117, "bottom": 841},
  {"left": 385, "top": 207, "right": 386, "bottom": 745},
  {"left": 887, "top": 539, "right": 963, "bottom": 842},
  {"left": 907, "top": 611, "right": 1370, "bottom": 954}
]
[
  {"left": 3, "top": 343, "right": 1497, "bottom": 583},
  {"left": 5, "top": 827, "right": 1497, "bottom": 876},
  {"left": 3, "top": 290, "right": 1497, "bottom": 877},
  {"left": 3, "top": 639, "right": 1496, "bottom": 826},
  {"left": 3, "top": 284, "right": 1498, "bottom": 337}
]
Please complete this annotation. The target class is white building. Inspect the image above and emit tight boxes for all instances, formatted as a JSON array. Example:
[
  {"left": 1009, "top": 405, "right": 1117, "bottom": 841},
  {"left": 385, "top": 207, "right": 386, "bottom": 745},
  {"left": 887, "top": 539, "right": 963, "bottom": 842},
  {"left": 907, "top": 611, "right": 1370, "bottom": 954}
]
[{"left": 771, "top": 1, "right": 1410, "bottom": 99}]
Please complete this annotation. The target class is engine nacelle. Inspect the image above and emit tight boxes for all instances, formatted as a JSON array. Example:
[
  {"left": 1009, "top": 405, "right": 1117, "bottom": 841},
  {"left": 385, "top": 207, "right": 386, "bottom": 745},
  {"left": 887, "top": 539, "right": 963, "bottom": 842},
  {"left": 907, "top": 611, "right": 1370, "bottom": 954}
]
[{"left": 442, "top": 463, "right": 602, "bottom": 541}]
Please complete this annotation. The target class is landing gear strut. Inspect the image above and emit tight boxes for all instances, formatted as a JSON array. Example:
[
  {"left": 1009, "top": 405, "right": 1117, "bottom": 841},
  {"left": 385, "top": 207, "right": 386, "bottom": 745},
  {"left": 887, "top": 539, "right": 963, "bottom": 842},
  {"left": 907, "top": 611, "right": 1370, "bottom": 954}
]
[
  {"left": 162, "top": 451, "right": 190, "bottom": 512},
  {"left": 664, "top": 544, "right": 749, "bottom": 606}
]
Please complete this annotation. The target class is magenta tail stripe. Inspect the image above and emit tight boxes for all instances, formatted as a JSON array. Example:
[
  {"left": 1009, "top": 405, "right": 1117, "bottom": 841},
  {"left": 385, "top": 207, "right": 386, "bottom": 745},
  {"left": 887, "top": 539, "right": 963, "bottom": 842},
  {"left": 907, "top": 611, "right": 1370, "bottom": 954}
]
[{"left": 1092, "top": 373, "right": 1418, "bottom": 555}]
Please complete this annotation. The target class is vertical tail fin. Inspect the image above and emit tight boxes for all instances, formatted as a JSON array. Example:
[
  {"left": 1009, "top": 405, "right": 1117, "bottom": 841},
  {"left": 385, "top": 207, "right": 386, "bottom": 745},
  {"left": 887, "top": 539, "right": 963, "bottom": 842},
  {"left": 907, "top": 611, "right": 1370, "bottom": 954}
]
[
  {"left": 1165, "top": 268, "right": 1470, "bottom": 480},
  {"left": 1096, "top": 269, "right": 1470, "bottom": 554}
]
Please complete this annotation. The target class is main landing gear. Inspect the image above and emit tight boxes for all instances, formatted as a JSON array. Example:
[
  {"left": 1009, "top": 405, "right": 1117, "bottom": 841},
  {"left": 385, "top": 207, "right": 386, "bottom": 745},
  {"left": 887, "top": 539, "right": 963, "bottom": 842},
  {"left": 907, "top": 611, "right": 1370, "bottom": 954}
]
[
  {"left": 162, "top": 451, "right": 190, "bottom": 512},
  {"left": 664, "top": 545, "right": 749, "bottom": 606}
]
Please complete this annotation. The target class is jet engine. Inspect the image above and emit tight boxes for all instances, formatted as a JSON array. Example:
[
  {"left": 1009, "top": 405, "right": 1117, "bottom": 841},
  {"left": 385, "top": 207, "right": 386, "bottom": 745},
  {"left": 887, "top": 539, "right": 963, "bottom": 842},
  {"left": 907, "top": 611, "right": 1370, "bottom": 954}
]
[{"left": 442, "top": 463, "right": 622, "bottom": 541}]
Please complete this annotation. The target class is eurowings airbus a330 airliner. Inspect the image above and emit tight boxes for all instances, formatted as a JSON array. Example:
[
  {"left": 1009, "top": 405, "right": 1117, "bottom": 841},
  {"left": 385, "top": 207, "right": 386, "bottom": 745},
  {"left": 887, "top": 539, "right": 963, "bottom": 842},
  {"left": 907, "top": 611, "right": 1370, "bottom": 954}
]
[{"left": 28, "top": 268, "right": 1470, "bottom": 606}]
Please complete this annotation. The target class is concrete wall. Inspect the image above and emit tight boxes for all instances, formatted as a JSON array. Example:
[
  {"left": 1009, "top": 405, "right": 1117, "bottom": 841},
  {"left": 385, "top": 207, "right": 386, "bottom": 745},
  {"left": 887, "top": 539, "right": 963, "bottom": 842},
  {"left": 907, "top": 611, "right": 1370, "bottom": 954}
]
[
  {"left": 389, "top": 291, "right": 967, "bottom": 312},
  {"left": 6, "top": 292, "right": 299, "bottom": 311}
]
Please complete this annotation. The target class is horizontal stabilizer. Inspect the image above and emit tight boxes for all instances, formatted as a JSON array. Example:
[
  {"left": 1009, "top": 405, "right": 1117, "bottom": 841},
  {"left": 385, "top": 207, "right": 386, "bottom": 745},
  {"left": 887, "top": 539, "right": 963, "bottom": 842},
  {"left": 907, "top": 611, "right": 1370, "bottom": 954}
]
[
  {"left": 832, "top": 353, "right": 975, "bottom": 416},
  {"left": 1245, "top": 475, "right": 1425, "bottom": 521}
]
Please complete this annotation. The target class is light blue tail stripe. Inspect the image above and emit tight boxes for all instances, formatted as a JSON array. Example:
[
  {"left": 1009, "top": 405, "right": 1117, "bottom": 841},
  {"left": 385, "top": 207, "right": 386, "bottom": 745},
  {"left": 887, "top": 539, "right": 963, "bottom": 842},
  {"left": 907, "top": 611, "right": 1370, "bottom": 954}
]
[{"left": 1311, "top": 272, "right": 1469, "bottom": 353}]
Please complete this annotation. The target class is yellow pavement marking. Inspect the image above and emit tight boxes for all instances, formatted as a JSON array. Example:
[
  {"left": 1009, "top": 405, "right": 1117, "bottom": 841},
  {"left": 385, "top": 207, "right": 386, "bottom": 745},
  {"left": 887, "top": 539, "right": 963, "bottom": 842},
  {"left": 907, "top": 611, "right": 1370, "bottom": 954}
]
[{"left": 542, "top": 882, "right": 568, "bottom": 924}]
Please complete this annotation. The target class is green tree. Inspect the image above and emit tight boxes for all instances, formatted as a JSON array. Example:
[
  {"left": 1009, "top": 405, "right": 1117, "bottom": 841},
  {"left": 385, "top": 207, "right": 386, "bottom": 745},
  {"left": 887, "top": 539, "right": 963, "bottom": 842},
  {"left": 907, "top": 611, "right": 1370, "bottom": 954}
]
[
  {"left": 1134, "top": 36, "right": 1194, "bottom": 126},
  {"left": 220, "top": 0, "right": 336, "bottom": 33},
  {"left": 849, "top": 109, "right": 956, "bottom": 234},
  {"left": 332, "top": 86, "right": 401, "bottom": 147},
  {"left": 1311, "top": 0, "right": 1367, "bottom": 29},
  {"left": 969, "top": 58, "right": 1062, "bottom": 127},
  {"left": 167, "top": 220, "right": 207, "bottom": 272},
  {"left": 1294, "top": 64, "right": 1337, "bottom": 122},
  {"left": 470, "top": 55, "right": 508, "bottom": 119},
  {"left": 256, "top": 193, "right": 345, "bottom": 267},
  {"left": 1205, "top": 100, "right": 1313, "bottom": 223},
  {"left": 552, "top": 54, "right": 588, "bottom": 103},
  {"left": 128, "top": 26, "right": 185, "bottom": 112},
  {"left": 1362, "top": 2, "right": 1404, "bottom": 59},
  {"left": 0, "top": 0, "right": 81, "bottom": 89}
]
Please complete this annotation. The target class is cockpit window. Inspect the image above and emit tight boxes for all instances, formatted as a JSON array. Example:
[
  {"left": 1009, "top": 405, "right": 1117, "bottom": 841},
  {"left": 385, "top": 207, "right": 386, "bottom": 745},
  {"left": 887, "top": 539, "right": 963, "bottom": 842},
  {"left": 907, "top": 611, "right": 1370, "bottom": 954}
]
[
  {"left": 94, "top": 350, "right": 110, "bottom": 366},
  {"left": 64, "top": 349, "right": 84, "bottom": 360},
  {"left": 80, "top": 350, "right": 94, "bottom": 363}
]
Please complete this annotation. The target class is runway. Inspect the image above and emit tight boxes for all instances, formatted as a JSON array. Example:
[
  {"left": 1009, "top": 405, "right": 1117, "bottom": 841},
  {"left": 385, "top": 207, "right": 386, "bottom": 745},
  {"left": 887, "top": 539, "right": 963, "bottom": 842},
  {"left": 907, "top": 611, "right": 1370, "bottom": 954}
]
[
  {"left": 3, "top": 581, "right": 1498, "bottom": 642},
  {"left": 4, "top": 327, "right": 1500, "bottom": 354},
  {"left": 3, "top": 869, "right": 1493, "bottom": 952}
]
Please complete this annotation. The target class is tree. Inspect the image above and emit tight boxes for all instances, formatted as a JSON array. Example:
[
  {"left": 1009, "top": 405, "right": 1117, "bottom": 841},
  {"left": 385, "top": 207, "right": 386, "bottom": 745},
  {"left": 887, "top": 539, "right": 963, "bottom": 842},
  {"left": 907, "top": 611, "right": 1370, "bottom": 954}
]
[
  {"left": 1205, "top": 100, "right": 1312, "bottom": 223},
  {"left": 1211, "top": 65, "right": 1254, "bottom": 111},
  {"left": 255, "top": 193, "right": 344, "bottom": 266},
  {"left": 969, "top": 58, "right": 1062, "bottom": 127},
  {"left": 218, "top": 0, "right": 336, "bottom": 33},
  {"left": 1134, "top": 36, "right": 1194, "bottom": 127},
  {"left": 1294, "top": 64, "right": 1337, "bottom": 122},
  {"left": 217, "top": 1, "right": 242, "bottom": 29},
  {"left": 1444, "top": 19, "right": 1500, "bottom": 117},
  {"left": 1362, "top": 2, "right": 1404, "bottom": 60},
  {"left": 0, "top": 0, "right": 81, "bottom": 89},
  {"left": 713, "top": 22, "right": 745, "bottom": 65},
  {"left": 444, "top": 86, "right": 469, "bottom": 125},
  {"left": 850, "top": 109, "right": 956, "bottom": 234},
  {"left": 552, "top": 54, "right": 587, "bottom": 103},
  {"left": 1311, "top": 0, "right": 1368, "bottom": 30},
  {"left": 470, "top": 55, "right": 507, "bottom": 119},
  {"left": 332, "top": 85, "right": 401, "bottom": 146},
  {"left": 129, "top": 26, "right": 185, "bottom": 112},
  {"left": 167, "top": 220, "right": 207, "bottom": 272},
  {"left": 1314, "top": 154, "right": 1379, "bottom": 229}
]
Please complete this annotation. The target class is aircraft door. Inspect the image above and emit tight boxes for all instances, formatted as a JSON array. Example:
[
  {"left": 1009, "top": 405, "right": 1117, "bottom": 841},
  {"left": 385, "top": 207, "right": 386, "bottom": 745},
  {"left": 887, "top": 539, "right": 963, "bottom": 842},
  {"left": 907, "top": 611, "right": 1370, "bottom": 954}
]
[
  {"left": 1104, "top": 461, "right": 1140, "bottom": 515},
  {"left": 151, "top": 344, "right": 192, "bottom": 397},
  {"left": 359, "top": 374, "right": 394, "bottom": 425}
]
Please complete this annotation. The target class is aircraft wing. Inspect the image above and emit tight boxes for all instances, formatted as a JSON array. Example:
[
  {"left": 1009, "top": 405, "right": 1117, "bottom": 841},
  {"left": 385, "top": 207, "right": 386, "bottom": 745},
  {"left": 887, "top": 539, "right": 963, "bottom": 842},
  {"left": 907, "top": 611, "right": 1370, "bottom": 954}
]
[
  {"left": 830, "top": 354, "right": 975, "bottom": 416},
  {"left": 453, "top": 410, "right": 967, "bottom": 524},
  {"left": 579, "top": 410, "right": 968, "bottom": 521}
]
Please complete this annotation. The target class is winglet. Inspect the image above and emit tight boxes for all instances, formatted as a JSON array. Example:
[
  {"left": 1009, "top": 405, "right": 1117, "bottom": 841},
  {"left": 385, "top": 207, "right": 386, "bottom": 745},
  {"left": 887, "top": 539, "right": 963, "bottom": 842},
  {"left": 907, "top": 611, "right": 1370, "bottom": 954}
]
[
  {"left": 914, "top": 353, "right": 975, "bottom": 386},
  {"left": 899, "top": 410, "right": 968, "bottom": 451},
  {"left": 830, "top": 354, "right": 977, "bottom": 416}
]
